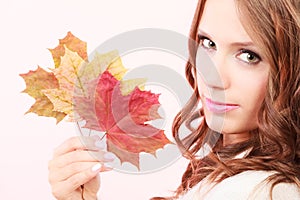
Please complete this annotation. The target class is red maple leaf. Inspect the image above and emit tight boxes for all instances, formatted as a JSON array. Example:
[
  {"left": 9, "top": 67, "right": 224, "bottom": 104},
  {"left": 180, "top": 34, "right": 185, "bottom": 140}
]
[{"left": 74, "top": 71, "right": 172, "bottom": 169}]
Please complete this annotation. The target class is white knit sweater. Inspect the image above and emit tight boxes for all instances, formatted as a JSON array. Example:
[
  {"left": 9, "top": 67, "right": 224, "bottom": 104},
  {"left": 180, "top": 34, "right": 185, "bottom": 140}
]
[{"left": 179, "top": 170, "right": 300, "bottom": 200}]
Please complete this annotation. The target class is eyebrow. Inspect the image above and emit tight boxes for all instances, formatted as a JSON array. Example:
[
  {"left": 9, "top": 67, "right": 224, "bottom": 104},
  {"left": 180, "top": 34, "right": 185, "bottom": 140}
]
[{"left": 198, "top": 29, "right": 255, "bottom": 47}]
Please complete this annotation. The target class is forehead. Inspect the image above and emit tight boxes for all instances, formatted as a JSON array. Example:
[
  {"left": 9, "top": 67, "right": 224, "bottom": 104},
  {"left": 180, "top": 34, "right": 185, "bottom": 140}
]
[{"left": 198, "top": 0, "right": 252, "bottom": 43}]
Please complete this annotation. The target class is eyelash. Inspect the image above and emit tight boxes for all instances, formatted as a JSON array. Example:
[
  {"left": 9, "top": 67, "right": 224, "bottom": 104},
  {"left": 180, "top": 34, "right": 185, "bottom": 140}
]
[
  {"left": 198, "top": 35, "right": 262, "bottom": 65},
  {"left": 237, "top": 49, "right": 261, "bottom": 65},
  {"left": 198, "top": 35, "right": 216, "bottom": 51}
]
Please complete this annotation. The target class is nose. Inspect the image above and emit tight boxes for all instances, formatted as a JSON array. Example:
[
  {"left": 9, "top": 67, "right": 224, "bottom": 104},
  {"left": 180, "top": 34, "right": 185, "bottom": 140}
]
[{"left": 195, "top": 47, "right": 229, "bottom": 90}]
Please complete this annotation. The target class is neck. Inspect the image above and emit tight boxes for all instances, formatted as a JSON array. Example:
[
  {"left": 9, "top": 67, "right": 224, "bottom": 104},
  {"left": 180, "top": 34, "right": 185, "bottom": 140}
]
[{"left": 222, "top": 131, "right": 251, "bottom": 146}]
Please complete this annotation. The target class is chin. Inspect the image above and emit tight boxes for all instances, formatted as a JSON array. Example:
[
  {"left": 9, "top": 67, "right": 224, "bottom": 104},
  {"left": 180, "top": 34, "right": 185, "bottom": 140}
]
[
  {"left": 205, "top": 114, "right": 225, "bottom": 133},
  {"left": 204, "top": 112, "right": 257, "bottom": 135}
]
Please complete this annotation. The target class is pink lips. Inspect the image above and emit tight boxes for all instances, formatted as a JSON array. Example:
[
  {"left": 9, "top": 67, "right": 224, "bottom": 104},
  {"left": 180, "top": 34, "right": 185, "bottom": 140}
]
[{"left": 205, "top": 98, "right": 240, "bottom": 113}]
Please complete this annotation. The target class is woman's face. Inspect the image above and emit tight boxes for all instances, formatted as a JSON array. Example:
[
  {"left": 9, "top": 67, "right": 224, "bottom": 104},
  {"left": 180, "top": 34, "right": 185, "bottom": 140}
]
[{"left": 196, "top": 0, "right": 270, "bottom": 145}]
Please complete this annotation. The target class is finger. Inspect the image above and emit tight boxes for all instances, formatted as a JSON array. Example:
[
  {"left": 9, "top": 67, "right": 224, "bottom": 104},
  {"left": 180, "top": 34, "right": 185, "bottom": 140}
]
[
  {"left": 49, "top": 161, "right": 97, "bottom": 183},
  {"left": 53, "top": 136, "right": 101, "bottom": 157},
  {"left": 49, "top": 158, "right": 115, "bottom": 183},
  {"left": 58, "top": 162, "right": 111, "bottom": 193},
  {"left": 49, "top": 150, "right": 116, "bottom": 169},
  {"left": 50, "top": 150, "right": 99, "bottom": 169}
]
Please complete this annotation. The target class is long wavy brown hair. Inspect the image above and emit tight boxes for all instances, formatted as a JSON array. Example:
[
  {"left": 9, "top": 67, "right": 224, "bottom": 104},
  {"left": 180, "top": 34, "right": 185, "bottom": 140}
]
[{"left": 151, "top": 0, "right": 300, "bottom": 199}]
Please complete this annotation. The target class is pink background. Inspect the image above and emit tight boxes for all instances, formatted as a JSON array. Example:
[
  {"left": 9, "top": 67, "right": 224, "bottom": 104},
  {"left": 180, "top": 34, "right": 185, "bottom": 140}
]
[{"left": 0, "top": 0, "right": 197, "bottom": 199}]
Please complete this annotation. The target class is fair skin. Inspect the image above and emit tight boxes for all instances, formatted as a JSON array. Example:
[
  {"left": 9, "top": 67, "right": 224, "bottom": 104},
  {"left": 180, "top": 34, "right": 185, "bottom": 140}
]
[
  {"left": 48, "top": 136, "right": 113, "bottom": 199},
  {"left": 48, "top": 0, "right": 270, "bottom": 198},
  {"left": 196, "top": 0, "right": 269, "bottom": 146}
]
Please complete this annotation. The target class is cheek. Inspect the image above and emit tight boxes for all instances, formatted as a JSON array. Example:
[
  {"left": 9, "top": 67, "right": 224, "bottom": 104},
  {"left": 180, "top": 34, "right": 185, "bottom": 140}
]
[
  {"left": 234, "top": 72, "right": 268, "bottom": 112},
  {"left": 196, "top": 74, "right": 206, "bottom": 94}
]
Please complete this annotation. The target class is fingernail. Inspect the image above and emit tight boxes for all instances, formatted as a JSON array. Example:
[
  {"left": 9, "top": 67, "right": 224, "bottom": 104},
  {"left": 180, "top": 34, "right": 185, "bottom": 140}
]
[
  {"left": 104, "top": 152, "right": 116, "bottom": 161},
  {"left": 103, "top": 162, "right": 113, "bottom": 169},
  {"left": 92, "top": 163, "right": 102, "bottom": 172},
  {"left": 95, "top": 140, "right": 105, "bottom": 149}
]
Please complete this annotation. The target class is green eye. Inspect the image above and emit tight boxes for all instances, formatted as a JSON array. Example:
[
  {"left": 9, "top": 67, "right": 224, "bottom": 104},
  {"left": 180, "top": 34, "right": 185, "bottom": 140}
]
[
  {"left": 237, "top": 50, "right": 261, "bottom": 65},
  {"left": 201, "top": 38, "right": 216, "bottom": 50}
]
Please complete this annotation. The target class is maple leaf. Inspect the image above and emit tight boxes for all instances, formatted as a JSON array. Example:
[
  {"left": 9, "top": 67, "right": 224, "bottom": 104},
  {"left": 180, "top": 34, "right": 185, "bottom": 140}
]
[
  {"left": 42, "top": 47, "right": 87, "bottom": 118},
  {"left": 74, "top": 71, "right": 171, "bottom": 169},
  {"left": 20, "top": 32, "right": 171, "bottom": 170},
  {"left": 120, "top": 78, "right": 147, "bottom": 96},
  {"left": 20, "top": 66, "right": 66, "bottom": 123},
  {"left": 79, "top": 50, "right": 128, "bottom": 82},
  {"left": 44, "top": 48, "right": 129, "bottom": 119},
  {"left": 21, "top": 32, "right": 128, "bottom": 122},
  {"left": 48, "top": 31, "right": 87, "bottom": 68}
]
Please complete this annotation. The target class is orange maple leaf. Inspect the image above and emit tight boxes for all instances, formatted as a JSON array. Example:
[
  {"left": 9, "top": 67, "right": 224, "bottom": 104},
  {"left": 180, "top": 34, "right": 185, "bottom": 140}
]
[{"left": 48, "top": 31, "right": 87, "bottom": 68}]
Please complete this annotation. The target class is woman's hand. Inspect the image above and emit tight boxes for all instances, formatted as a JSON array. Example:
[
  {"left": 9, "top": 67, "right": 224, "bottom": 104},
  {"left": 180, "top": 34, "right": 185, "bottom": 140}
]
[{"left": 48, "top": 136, "right": 115, "bottom": 200}]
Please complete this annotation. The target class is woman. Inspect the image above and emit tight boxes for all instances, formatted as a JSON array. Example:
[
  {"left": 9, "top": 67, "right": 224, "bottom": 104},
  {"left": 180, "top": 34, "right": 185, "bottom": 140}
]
[{"left": 48, "top": 0, "right": 300, "bottom": 199}]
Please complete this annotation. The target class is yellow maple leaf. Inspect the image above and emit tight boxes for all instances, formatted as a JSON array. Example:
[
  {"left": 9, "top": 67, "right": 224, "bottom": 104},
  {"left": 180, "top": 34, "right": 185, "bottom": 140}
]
[
  {"left": 26, "top": 97, "right": 66, "bottom": 123},
  {"left": 79, "top": 50, "right": 127, "bottom": 83},
  {"left": 52, "top": 47, "right": 87, "bottom": 92},
  {"left": 42, "top": 89, "right": 73, "bottom": 114},
  {"left": 120, "top": 78, "right": 146, "bottom": 95},
  {"left": 20, "top": 66, "right": 66, "bottom": 123},
  {"left": 42, "top": 47, "right": 86, "bottom": 118}
]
